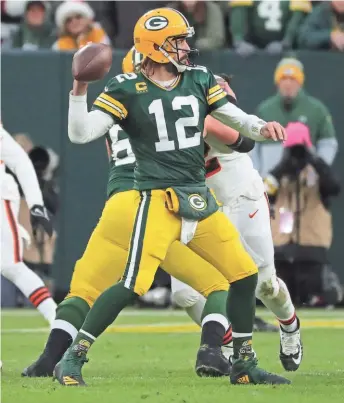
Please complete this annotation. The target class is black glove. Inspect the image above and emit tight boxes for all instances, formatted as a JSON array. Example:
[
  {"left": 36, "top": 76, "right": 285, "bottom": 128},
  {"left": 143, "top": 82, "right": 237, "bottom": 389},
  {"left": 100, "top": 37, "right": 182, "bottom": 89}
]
[{"left": 30, "top": 205, "right": 53, "bottom": 238}]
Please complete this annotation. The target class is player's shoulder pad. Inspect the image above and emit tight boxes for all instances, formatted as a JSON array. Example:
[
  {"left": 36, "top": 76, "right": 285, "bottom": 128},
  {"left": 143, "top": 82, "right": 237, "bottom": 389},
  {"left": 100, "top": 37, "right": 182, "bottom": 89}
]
[{"left": 184, "top": 65, "right": 213, "bottom": 83}]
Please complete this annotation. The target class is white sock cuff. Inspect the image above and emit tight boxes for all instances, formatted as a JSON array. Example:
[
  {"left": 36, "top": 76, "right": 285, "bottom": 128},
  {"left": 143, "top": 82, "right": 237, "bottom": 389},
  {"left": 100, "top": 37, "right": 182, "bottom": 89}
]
[
  {"left": 232, "top": 332, "right": 253, "bottom": 338},
  {"left": 52, "top": 319, "right": 78, "bottom": 340},
  {"left": 80, "top": 329, "right": 96, "bottom": 341},
  {"left": 201, "top": 314, "right": 229, "bottom": 330}
]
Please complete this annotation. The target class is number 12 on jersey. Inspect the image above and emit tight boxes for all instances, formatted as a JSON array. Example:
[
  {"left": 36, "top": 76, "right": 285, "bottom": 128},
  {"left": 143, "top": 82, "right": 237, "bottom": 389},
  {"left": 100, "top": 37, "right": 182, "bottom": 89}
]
[{"left": 148, "top": 95, "right": 201, "bottom": 152}]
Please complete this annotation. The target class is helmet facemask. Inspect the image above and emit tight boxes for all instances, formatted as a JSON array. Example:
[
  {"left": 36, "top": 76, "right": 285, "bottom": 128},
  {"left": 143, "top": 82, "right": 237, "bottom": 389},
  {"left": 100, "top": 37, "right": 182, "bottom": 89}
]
[{"left": 157, "top": 29, "right": 198, "bottom": 73}]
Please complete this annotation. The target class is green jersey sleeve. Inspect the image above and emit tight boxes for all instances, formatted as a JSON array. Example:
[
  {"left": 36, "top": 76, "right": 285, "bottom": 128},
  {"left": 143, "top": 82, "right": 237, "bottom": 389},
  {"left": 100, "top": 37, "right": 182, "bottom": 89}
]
[
  {"left": 92, "top": 77, "right": 129, "bottom": 123},
  {"left": 206, "top": 71, "right": 229, "bottom": 113}
]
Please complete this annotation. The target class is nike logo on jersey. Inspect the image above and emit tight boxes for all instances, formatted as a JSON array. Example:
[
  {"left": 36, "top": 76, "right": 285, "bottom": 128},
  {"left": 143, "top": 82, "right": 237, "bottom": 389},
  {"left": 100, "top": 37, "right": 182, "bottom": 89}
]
[{"left": 249, "top": 209, "right": 259, "bottom": 219}]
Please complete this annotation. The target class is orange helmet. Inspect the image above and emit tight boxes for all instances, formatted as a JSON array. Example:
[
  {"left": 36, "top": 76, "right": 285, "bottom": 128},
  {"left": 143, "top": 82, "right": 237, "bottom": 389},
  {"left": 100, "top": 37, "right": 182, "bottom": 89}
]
[{"left": 133, "top": 8, "right": 197, "bottom": 72}]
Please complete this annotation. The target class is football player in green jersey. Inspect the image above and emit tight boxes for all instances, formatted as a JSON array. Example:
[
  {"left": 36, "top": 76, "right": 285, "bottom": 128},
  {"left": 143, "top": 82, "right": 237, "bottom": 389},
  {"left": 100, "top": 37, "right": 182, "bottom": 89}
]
[
  {"left": 54, "top": 7, "right": 289, "bottom": 387},
  {"left": 23, "top": 51, "right": 233, "bottom": 379}
]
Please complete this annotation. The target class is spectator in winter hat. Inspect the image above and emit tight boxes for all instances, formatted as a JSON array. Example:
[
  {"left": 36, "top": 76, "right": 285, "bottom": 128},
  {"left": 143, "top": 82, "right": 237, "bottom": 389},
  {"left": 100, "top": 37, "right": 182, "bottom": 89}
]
[
  {"left": 53, "top": 1, "right": 110, "bottom": 51},
  {"left": 252, "top": 57, "right": 338, "bottom": 176},
  {"left": 11, "top": 0, "right": 56, "bottom": 50}
]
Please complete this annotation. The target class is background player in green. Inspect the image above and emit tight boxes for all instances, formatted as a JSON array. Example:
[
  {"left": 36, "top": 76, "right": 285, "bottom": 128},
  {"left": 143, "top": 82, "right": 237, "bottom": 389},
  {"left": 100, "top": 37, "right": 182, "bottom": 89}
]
[
  {"left": 54, "top": 8, "right": 288, "bottom": 386},
  {"left": 230, "top": 0, "right": 311, "bottom": 55}
]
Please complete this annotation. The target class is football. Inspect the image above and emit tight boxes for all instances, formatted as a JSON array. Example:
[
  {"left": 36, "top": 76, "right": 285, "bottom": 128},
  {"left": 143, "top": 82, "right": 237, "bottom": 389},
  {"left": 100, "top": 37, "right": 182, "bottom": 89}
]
[{"left": 72, "top": 43, "right": 112, "bottom": 83}]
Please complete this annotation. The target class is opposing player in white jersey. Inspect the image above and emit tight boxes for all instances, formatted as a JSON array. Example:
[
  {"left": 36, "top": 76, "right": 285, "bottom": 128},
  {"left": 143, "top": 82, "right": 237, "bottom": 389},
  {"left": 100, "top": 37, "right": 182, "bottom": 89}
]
[
  {"left": 0, "top": 125, "right": 56, "bottom": 325},
  {"left": 171, "top": 75, "right": 303, "bottom": 372}
]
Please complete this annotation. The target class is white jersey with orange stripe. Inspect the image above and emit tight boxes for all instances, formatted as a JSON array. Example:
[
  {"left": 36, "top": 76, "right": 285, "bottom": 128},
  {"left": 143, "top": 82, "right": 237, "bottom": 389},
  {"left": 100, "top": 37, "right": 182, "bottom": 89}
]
[
  {"left": 0, "top": 126, "right": 43, "bottom": 207},
  {"left": 204, "top": 135, "right": 264, "bottom": 205}
]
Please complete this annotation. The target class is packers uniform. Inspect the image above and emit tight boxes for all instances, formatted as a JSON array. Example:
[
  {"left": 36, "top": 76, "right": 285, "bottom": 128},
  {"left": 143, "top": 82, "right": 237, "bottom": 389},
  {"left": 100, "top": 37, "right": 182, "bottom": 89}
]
[
  {"left": 91, "top": 63, "right": 257, "bottom": 296},
  {"left": 67, "top": 124, "right": 230, "bottom": 306},
  {"left": 53, "top": 8, "right": 293, "bottom": 388},
  {"left": 230, "top": 0, "right": 311, "bottom": 48}
]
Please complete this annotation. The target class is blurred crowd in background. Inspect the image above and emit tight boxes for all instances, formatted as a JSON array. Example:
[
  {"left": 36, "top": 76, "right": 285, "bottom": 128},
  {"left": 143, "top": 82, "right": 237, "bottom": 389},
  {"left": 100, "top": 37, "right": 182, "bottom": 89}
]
[
  {"left": 1, "top": 0, "right": 344, "bottom": 52},
  {"left": 1, "top": 0, "right": 343, "bottom": 311}
]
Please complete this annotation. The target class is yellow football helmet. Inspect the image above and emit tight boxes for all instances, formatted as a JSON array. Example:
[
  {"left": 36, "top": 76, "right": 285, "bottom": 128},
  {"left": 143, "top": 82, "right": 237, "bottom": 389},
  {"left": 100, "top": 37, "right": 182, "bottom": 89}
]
[
  {"left": 122, "top": 46, "right": 143, "bottom": 74},
  {"left": 133, "top": 8, "right": 197, "bottom": 72}
]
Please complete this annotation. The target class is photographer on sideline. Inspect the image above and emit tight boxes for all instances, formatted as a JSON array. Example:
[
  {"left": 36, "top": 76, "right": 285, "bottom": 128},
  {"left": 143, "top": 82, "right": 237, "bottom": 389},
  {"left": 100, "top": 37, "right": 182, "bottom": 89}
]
[
  {"left": 265, "top": 122, "right": 341, "bottom": 305},
  {"left": 18, "top": 144, "right": 59, "bottom": 282}
]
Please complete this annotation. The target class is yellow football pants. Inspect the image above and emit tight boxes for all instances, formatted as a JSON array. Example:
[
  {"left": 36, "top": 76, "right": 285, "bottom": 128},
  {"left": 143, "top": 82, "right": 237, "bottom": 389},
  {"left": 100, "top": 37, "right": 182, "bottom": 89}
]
[{"left": 67, "top": 190, "right": 256, "bottom": 305}]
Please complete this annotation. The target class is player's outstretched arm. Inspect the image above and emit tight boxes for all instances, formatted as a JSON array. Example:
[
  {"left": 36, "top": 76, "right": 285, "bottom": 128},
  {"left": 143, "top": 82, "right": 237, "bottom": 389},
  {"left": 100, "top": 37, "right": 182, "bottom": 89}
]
[
  {"left": 1, "top": 126, "right": 44, "bottom": 208},
  {"left": 204, "top": 116, "right": 255, "bottom": 153},
  {"left": 68, "top": 80, "right": 114, "bottom": 144},
  {"left": 210, "top": 102, "right": 286, "bottom": 142},
  {"left": 1, "top": 126, "right": 53, "bottom": 237}
]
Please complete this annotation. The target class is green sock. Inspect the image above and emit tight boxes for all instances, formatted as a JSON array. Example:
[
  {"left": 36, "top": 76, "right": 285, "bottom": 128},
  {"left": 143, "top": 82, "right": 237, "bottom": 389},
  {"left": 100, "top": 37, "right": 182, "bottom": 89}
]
[
  {"left": 201, "top": 290, "right": 228, "bottom": 320},
  {"left": 200, "top": 290, "right": 228, "bottom": 347},
  {"left": 227, "top": 273, "right": 257, "bottom": 358},
  {"left": 55, "top": 297, "right": 90, "bottom": 330},
  {"left": 70, "top": 281, "right": 137, "bottom": 352}
]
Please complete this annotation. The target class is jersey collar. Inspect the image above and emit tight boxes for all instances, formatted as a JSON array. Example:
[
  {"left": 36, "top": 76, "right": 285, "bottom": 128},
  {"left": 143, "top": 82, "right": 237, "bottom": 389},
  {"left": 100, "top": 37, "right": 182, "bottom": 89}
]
[{"left": 140, "top": 70, "right": 182, "bottom": 91}]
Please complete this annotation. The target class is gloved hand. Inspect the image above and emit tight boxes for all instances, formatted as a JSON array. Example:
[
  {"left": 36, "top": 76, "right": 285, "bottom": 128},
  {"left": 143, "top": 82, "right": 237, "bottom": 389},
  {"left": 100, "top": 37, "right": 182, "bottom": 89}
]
[
  {"left": 30, "top": 205, "right": 53, "bottom": 239},
  {"left": 235, "top": 41, "right": 257, "bottom": 57},
  {"left": 265, "top": 41, "right": 283, "bottom": 54}
]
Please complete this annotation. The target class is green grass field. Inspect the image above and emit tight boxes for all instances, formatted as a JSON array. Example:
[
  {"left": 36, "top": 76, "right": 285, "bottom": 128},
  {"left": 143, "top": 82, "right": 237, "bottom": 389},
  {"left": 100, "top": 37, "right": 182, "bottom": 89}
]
[{"left": 1, "top": 308, "right": 344, "bottom": 403}]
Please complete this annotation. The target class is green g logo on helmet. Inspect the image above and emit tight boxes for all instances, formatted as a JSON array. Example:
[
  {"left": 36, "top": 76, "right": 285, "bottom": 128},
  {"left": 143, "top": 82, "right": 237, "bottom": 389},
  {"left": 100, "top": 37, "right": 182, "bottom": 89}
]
[
  {"left": 144, "top": 16, "right": 169, "bottom": 31},
  {"left": 188, "top": 194, "right": 207, "bottom": 211}
]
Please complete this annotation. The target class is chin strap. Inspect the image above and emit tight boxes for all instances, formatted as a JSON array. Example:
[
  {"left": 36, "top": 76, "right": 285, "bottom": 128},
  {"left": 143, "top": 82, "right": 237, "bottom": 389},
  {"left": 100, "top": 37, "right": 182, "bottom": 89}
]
[{"left": 158, "top": 46, "right": 188, "bottom": 73}]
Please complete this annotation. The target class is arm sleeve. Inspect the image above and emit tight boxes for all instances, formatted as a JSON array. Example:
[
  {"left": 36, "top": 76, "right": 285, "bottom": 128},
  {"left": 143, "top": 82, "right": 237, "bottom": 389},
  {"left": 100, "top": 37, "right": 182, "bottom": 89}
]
[
  {"left": 68, "top": 93, "right": 114, "bottom": 144},
  {"left": 316, "top": 138, "right": 338, "bottom": 165},
  {"left": 206, "top": 72, "right": 266, "bottom": 141},
  {"left": 314, "top": 104, "right": 337, "bottom": 164},
  {"left": 69, "top": 77, "right": 130, "bottom": 144},
  {"left": 205, "top": 95, "right": 255, "bottom": 153},
  {"left": 1, "top": 127, "right": 44, "bottom": 208},
  {"left": 211, "top": 103, "right": 267, "bottom": 141},
  {"left": 229, "top": 1, "right": 252, "bottom": 43}
]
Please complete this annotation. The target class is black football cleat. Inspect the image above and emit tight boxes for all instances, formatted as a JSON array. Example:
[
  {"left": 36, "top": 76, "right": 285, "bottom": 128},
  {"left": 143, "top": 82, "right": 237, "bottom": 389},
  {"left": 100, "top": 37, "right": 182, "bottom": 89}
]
[
  {"left": 195, "top": 345, "right": 231, "bottom": 377},
  {"left": 22, "top": 354, "right": 55, "bottom": 377}
]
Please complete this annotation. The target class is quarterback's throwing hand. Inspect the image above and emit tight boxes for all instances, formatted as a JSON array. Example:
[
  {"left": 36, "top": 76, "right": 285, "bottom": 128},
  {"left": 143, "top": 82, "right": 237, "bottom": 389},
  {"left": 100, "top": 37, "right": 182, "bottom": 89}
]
[
  {"left": 30, "top": 205, "right": 53, "bottom": 239},
  {"left": 260, "top": 122, "right": 287, "bottom": 142}
]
